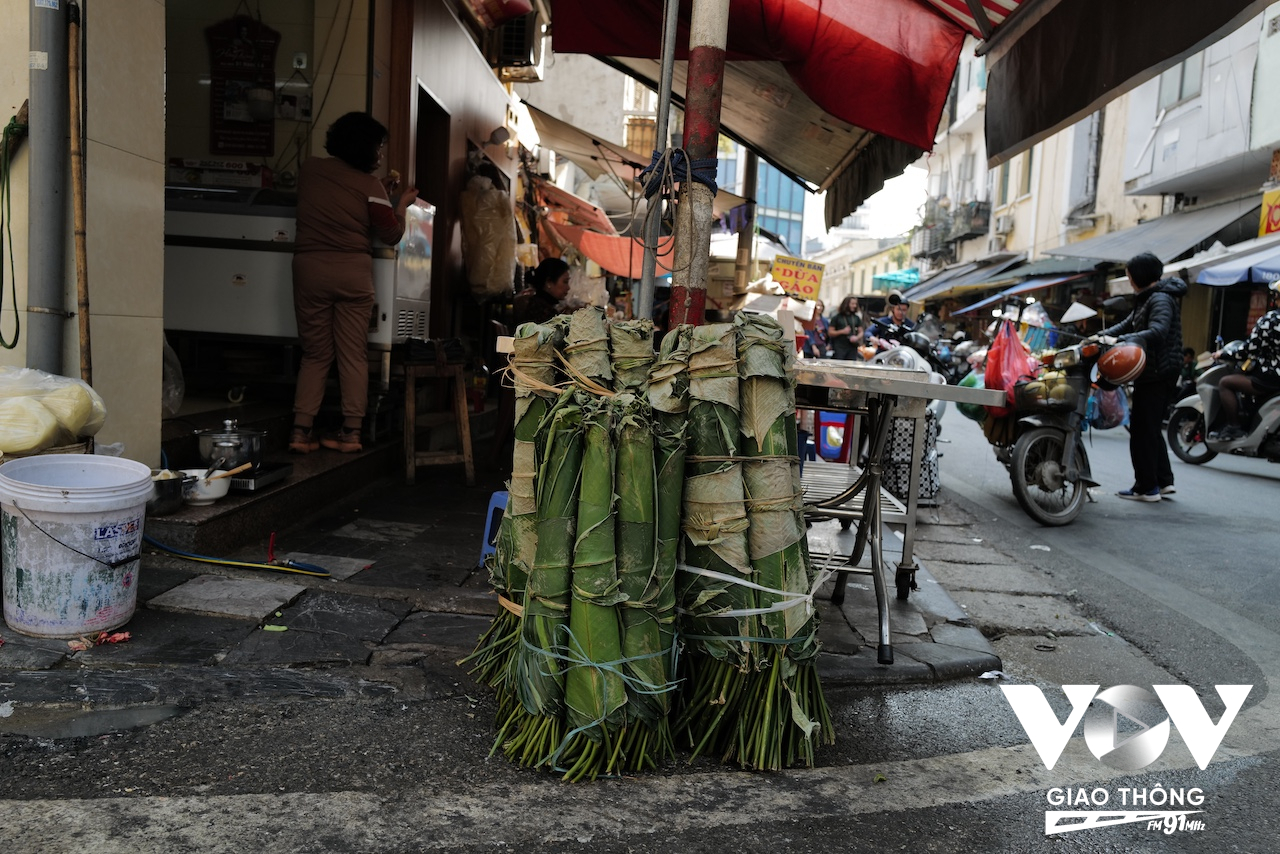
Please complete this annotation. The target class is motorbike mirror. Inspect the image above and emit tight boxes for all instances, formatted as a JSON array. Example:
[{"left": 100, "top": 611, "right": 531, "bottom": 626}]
[{"left": 1101, "top": 295, "right": 1130, "bottom": 312}]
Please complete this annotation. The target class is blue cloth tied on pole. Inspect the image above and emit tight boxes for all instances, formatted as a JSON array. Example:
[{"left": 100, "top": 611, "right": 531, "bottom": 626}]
[{"left": 638, "top": 149, "right": 719, "bottom": 199}]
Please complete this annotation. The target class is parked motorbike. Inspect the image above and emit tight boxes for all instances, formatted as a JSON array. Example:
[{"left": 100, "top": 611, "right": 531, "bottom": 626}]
[
  {"left": 988, "top": 337, "right": 1135, "bottom": 526},
  {"left": 1166, "top": 340, "right": 1280, "bottom": 465}
]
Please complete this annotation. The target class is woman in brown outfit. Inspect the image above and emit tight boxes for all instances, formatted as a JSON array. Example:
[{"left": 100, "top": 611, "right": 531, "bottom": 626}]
[{"left": 290, "top": 112, "right": 417, "bottom": 453}]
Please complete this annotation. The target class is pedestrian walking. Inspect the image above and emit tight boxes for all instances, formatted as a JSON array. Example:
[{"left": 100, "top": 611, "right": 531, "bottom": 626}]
[{"left": 828, "top": 296, "right": 863, "bottom": 360}]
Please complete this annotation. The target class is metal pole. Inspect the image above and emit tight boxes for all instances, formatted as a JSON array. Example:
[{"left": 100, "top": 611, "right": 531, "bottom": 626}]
[
  {"left": 635, "top": 0, "right": 681, "bottom": 324},
  {"left": 28, "top": 0, "right": 70, "bottom": 374},
  {"left": 732, "top": 149, "right": 758, "bottom": 295},
  {"left": 69, "top": 0, "right": 91, "bottom": 385},
  {"left": 669, "top": 0, "right": 728, "bottom": 328}
]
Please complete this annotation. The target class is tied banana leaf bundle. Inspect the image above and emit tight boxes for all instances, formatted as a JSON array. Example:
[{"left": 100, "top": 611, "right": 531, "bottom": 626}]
[
  {"left": 557, "top": 394, "right": 628, "bottom": 780},
  {"left": 675, "top": 323, "right": 759, "bottom": 760},
  {"left": 498, "top": 390, "right": 583, "bottom": 767},
  {"left": 463, "top": 321, "right": 564, "bottom": 694},
  {"left": 733, "top": 313, "right": 832, "bottom": 769}
]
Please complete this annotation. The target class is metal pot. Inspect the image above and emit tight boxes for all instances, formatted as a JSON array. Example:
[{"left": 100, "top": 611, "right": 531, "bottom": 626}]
[{"left": 194, "top": 419, "right": 264, "bottom": 471}]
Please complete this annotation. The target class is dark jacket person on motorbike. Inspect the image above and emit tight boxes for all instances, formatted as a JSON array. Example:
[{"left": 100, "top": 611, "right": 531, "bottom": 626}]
[
  {"left": 1211, "top": 281, "right": 1280, "bottom": 441},
  {"left": 1099, "top": 252, "right": 1186, "bottom": 502}
]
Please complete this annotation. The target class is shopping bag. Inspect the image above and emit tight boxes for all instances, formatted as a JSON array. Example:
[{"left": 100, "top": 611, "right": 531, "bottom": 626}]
[
  {"left": 983, "top": 320, "right": 1038, "bottom": 418},
  {"left": 1087, "top": 386, "right": 1129, "bottom": 430}
]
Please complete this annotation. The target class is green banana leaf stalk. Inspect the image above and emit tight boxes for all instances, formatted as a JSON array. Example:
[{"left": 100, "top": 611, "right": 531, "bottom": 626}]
[
  {"left": 734, "top": 312, "right": 831, "bottom": 770},
  {"left": 463, "top": 321, "right": 564, "bottom": 690},
  {"left": 675, "top": 323, "right": 758, "bottom": 757},
  {"left": 559, "top": 394, "right": 628, "bottom": 780},
  {"left": 499, "top": 390, "right": 583, "bottom": 766}
]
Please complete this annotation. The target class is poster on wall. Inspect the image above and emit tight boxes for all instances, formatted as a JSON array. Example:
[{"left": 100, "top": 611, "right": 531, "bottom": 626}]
[{"left": 206, "top": 16, "right": 280, "bottom": 157}]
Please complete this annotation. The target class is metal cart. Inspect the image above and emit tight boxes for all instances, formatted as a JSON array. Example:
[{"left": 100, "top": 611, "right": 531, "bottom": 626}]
[{"left": 795, "top": 360, "right": 1004, "bottom": 664}]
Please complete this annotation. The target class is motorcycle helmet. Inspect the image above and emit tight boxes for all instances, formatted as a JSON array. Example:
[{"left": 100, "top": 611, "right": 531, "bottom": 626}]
[
  {"left": 903, "top": 331, "right": 933, "bottom": 358},
  {"left": 1097, "top": 342, "right": 1146, "bottom": 384}
]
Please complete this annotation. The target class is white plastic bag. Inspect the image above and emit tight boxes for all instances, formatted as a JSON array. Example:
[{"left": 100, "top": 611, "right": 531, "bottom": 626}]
[{"left": 0, "top": 366, "right": 107, "bottom": 451}]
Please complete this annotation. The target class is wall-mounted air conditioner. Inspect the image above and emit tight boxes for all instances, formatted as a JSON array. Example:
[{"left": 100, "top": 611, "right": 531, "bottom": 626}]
[
  {"left": 987, "top": 235, "right": 1007, "bottom": 254},
  {"left": 485, "top": 12, "right": 546, "bottom": 81},
  {"left": 993, "top": 214, "right": 1015, "bottom": 235}
]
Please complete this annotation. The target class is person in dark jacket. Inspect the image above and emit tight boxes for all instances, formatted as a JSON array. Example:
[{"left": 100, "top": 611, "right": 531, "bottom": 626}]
[{"left": 1099, "top": 251, "right": 1186, "bottom": 501}]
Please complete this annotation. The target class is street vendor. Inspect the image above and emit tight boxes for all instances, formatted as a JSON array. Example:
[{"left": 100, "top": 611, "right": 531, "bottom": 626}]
[{"left": 513, "top": 258, "right": 571, "bottom": 327}]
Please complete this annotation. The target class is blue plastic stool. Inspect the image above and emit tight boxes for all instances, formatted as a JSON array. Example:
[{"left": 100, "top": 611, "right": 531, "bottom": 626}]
[{"left": 478, "top": 490, "right": 508, "bottom": 568}]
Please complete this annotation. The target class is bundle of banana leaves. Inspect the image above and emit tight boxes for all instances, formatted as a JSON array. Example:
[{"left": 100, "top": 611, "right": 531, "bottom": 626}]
[{"left": 462, "top": 320, "right": 564, "bottom": 693}]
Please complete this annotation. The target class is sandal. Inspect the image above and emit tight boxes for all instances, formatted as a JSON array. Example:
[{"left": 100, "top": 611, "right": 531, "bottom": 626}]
[
  {"left": 289, "top": 426, "right": 320, "bottom": 454},
  {"left": 320, "top": 427, "right": 363, "bottom": 454}
]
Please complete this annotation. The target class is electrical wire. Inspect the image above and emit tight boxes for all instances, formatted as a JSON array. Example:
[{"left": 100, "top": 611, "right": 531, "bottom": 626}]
[{"left": 144, "top": 535, "right": 331, "bottom": 578}]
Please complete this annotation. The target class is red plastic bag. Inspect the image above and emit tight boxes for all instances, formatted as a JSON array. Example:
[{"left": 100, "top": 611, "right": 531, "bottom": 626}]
[{"left": 983, "top": 320, "right": 1038, "bottom": 417}]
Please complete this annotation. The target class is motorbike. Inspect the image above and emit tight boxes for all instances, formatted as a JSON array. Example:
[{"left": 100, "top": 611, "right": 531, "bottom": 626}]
[
  {"left": 1165, "top": 340, "right": 1280, "bottom": 465},
  {"left": 989, "top": 337, "right": 1112, "bottom": 526}
]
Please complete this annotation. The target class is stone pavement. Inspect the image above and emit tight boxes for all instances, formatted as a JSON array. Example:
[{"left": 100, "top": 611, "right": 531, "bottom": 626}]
[{"left": 0, "top": 469, "right": 1002, "bottom": 732}]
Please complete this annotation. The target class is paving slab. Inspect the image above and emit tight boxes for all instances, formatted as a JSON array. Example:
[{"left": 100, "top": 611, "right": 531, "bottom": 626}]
[
  {"left": 928, "top": 622, "right": 996, "bottom": 655},
  {"left": 993, "top": 634, "right": 1180, "bottom": 688},
  {"left": 277, "top": 552, "right": 373, "bottom": 582},
  {"left": 146, "top": 575, "right": 306, "bottom": 621},
  {"left": 911, "top": 499, "right": 979, "bottom": 527},
  {"left": 222, "top": 591, "right": 412, "bottom": 667},
  {"left": 380, "top": 611, "right": 493, "bottom": 654},
  {"left": 894, "top": 641, "right": 1001, "bottom": 681},
  {"left": 906, "top": 567, "right": 970, "bottom": 624},
  {"left": 947, "top": 590, "right": 1096, "bottom": 636},
  {"left": 818, "top": 648, "right": 934, "bottom": 686},
  {"left": 65, "top": 609, "right": 256, "bottom": 667},
  {"left": 0, "top": 632, "right": 68, "bottom": 670},
  {"left": 923, "top": 560, "right": 1059, "bottom": 595}
]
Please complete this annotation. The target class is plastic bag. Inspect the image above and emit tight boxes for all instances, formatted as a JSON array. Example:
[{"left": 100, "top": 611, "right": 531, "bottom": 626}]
[
  {"left": 1087, "top": 387, "right": 1129, "bottom": 430},
  {"left": 956, "top": 371, "right": 988, "bottom": 423},
  {"left": 0, "top": 366, "right": 107, "bottom": 450},
  {"left": 983, "top": 320, "right": 1038, "bottom": 417},
  {"left": 459, "top": 175, "right": 517, "bottom": 300},
  {"left": 0, "top": 396, "right": 60, "bottom": 453}
]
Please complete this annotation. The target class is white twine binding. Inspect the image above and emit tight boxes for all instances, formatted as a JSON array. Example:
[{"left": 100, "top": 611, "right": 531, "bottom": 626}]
[{"left": 674, "top": 561, "right": 835, "bottom": 619}]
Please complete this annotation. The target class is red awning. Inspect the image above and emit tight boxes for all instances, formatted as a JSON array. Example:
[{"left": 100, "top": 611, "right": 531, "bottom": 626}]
[
  {"left": 551, "top": 0, "right": 966, "bottom": 152},
  {"left": 546, "top": 221, "right": 675, "bottom": 278},
  {"left": 534, "top": 178, "right": 618, "bottom": 235}
]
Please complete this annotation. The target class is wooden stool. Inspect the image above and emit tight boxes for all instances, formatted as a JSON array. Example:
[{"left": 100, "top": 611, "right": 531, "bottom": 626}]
[{"left": 403, "top": 359, "right": 475, "bottom": 486}]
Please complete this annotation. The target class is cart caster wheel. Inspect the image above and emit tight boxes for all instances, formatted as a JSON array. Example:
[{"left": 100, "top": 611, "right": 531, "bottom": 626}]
[
  {"left": 839, "top": 518, "right": 853, "bottom": 531},
  {"left": 895, "top": 568, "right": 915, "bottom": 601}
]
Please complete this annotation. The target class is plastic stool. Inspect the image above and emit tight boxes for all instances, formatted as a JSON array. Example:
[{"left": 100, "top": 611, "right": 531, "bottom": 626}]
[{"left": 478, "top": 490, "right": 508, "bottom": 567}]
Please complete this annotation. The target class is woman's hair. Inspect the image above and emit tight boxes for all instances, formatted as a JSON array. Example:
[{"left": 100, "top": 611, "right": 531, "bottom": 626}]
[
  {"left": 325, "top": 112, "right": 388, "bottom": 173},
  {"left": 532, "top": 258, "right": 570, "bottom": 293},
  {"left": 838, "top": 296, "right": 859, "bottom": 314}
]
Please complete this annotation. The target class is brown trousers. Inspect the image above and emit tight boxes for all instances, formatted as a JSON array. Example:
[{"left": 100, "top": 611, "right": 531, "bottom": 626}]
[{"left": 292, "top": 251, "right": 373, "bottom": 423}]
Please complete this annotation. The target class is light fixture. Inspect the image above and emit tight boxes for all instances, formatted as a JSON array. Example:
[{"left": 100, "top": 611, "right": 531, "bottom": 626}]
[
  {"left": 1025, "top": 296, "right": 1036, "bottom": 304},
  {"left": 486, "top": 126, "right": 511, "bottom": 147},
  {"left": 991, "top": 309, "right": 1002, "bottom": 317}
]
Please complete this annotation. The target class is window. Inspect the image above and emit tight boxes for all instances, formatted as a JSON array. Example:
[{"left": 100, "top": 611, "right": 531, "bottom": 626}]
[
  {"left": 1019, "top": 148, "right": 1034, "bottom": 197},
  {"left": 623, "top": 77, "right": 657, "bottom": 113},
  {"left": 998, "top": 162, "right": 1010, "bottom": 206},
  {"left": 1158, "top": 51, "right": 1203, "bottom": 109},
  {"left": 624, "top": 117, "right": 656, "bottom": 158}
]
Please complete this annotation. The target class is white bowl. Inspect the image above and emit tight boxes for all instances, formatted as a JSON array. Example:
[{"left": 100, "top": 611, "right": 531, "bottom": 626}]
[{"left": 178, "top": 468, "right": 231, "bottom": 505}]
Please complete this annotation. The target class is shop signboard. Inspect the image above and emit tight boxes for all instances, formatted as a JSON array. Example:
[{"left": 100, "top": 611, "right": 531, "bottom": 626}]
[
  {"left": 206, "top": 16, "right": 281, "bottom": 157},
  {"left": 772, "top": 255, "right": 824, "bottom": 300}
]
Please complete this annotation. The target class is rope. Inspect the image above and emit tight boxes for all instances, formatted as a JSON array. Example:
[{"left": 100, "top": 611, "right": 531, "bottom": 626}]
[{"left": 638, "top": 147, "right": 718, "bottom": 198}]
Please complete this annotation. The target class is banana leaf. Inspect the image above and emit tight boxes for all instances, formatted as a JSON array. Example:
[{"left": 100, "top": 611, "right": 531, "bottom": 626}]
[
  {"left": 678, "top": 322, "right": 755, "bottom": 670},
  {"left": 735, "top": 312, "right": 831, "bottom": 769},
  {"left": 565, "top": 306, "right": 613, "bottom": 390},
  {"left": 608, "top": 319, "right": 655, "bottom": 393},
  {"left": 513, "top": 390, "right": 584, "bottom": 718},
  {"left": 563, "top": 394, "right": 627, "bottom": 739}
]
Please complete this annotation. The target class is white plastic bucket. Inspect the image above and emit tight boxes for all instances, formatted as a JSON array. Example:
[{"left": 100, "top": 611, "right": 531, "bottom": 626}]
[{"left": 0, "top": 455, "right": 153, "bottom": 638}]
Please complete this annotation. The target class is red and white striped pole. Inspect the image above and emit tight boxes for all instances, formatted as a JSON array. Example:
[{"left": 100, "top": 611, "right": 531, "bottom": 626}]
[{"left": 669, "top": 0, "right": 729, "bottom": 329}]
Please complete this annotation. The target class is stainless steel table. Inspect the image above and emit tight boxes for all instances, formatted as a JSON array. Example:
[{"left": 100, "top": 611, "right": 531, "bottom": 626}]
[{"left": 795, "top": 359, "right": 1005, "bottom": 664}]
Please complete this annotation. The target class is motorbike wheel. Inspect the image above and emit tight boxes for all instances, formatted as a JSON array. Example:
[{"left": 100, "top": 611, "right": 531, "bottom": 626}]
[
  {"left": 1166, "top": 407, "right": 1218, "bottom": 465},
  {"left": 1009, "top": 427, "right": 1088, "bottom": 527}
]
